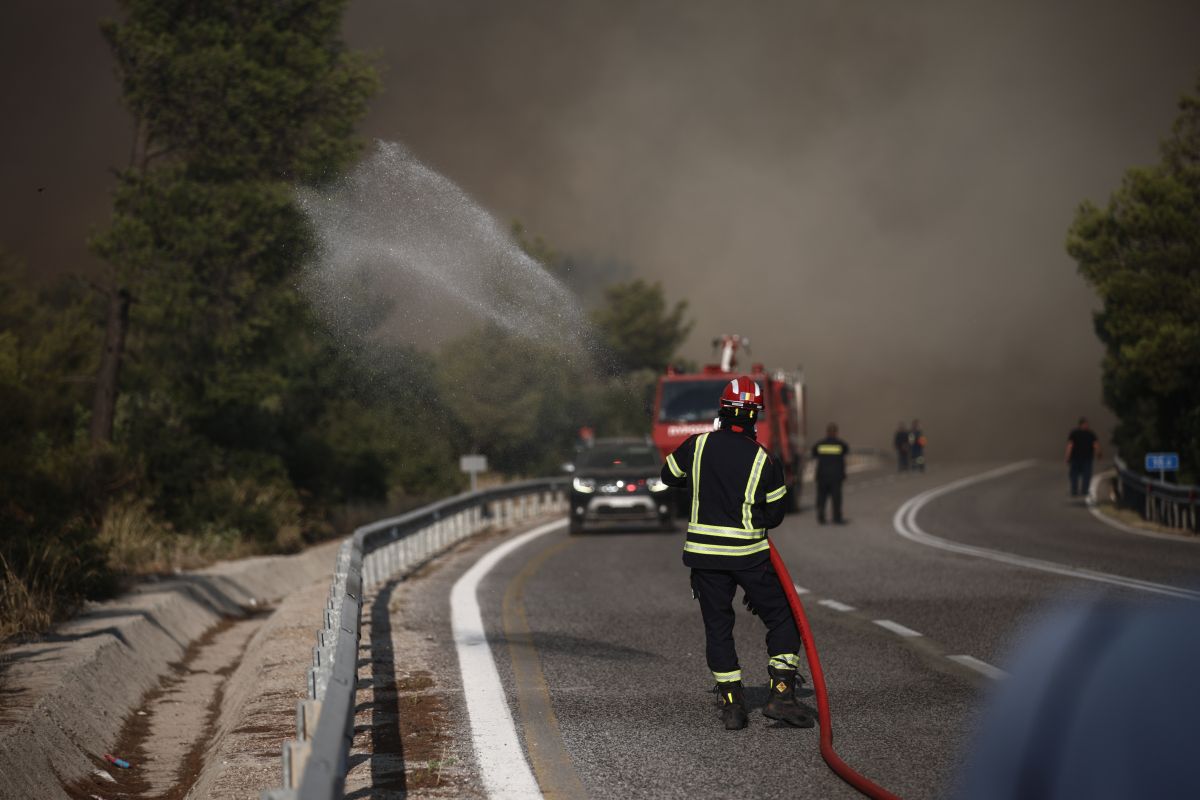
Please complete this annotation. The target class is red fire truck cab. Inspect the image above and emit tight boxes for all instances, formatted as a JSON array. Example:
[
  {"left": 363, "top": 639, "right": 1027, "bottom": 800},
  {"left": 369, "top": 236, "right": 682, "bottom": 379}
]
[{"left": 651, "top": 335, "right": 807, "bottom": 513}]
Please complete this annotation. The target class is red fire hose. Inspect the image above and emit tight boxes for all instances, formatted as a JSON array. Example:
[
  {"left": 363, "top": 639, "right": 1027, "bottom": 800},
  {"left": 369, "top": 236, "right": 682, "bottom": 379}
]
[{"left": 769, "top": 540, "right": 904, "bottom": 800}]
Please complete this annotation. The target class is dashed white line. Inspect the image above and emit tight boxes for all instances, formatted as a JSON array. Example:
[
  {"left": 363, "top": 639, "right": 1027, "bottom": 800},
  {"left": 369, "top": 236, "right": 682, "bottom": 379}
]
[
  {"left": 818, "top": 598, "right": 855, "bottom": 612},
  {"left": 873, "top": 619, "right": 922, "bottom": 638},
  {"left": 452, "top": 519, "right": 565, "bottom": 800},
  {"left": 947, "top": 654, "right": 1009, "bottom": 681},
  {"left": 792, "top": 583, "right": 811, "bottom": 595}
]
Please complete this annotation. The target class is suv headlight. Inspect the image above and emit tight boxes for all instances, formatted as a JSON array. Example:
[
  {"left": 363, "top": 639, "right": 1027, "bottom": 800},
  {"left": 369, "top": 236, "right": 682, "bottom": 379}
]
[
  {"left": 647, "top": 477, "right": 670, "bottom": 493},
  {"left": 572, "top": 477, "right": 596, "bottom": 493}
]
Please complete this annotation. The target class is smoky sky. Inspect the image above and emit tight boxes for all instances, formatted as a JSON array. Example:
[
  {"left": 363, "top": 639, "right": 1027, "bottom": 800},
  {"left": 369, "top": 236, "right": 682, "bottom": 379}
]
[{"left": 3, "top": 1, "right": 1198, "bottom": 458}]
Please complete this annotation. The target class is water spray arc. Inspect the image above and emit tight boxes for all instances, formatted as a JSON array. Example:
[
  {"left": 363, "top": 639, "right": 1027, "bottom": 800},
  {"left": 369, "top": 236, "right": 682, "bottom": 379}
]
[{"left": 297, "top": 140, "right": 590, "bottom": 355}]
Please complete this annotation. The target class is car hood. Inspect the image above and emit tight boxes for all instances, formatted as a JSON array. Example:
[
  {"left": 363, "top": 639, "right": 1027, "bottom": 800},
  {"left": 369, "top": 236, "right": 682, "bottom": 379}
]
[{"left": 574, "top": 466, "right": 660, "bottom": 481}]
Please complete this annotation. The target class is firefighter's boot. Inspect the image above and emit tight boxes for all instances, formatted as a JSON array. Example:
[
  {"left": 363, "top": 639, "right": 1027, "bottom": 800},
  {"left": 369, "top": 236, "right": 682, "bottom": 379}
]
[
  {"left": 716, "top": 681, "right": 748, "bottom": 730},
  {"left": 763, "top": 667, "right": 815, "bottom": 728}
]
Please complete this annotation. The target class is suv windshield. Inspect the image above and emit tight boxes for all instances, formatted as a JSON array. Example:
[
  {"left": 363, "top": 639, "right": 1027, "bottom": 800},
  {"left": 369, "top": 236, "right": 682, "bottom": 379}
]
[{"left": 578, "top": 443, "right": 659, "bottom": 469}]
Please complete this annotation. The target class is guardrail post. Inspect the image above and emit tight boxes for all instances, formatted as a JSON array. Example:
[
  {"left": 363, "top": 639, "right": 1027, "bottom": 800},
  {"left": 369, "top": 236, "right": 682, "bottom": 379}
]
[
  {"left": 283, "top": 739, "right": 311, "bottom": 789},
  {"left": 298, "top": 699, "right": 322, "bottom": 740}
]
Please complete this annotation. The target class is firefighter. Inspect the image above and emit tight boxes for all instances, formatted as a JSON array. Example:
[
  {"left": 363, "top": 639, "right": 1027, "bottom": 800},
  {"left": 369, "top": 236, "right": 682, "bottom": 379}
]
[
  {"left": 661, "top": 376, "right": 813, "bottom": 731},
  {"left": 812, "top": 423, "right": 849, "bottom": 524}
]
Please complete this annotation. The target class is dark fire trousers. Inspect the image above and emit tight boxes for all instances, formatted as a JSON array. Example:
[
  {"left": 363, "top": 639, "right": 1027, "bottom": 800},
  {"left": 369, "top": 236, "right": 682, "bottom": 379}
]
[
  {"left": 691, "top": 561, "right": 800, "bottom": 677},
  {"left": 816, "top": 478, "right": 844, "bottom": 522}
]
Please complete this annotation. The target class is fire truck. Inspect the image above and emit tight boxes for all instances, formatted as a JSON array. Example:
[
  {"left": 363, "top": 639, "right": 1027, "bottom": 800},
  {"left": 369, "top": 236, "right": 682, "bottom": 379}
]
[{"left": 651, "top": 334, "right": 807, "bottom": 513}]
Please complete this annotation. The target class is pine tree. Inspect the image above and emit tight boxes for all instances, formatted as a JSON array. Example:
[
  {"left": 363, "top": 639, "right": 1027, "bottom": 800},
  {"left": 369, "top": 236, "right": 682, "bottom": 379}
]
[
  {"left": 1067, "top": 73, "right": 1200, "bottom": 480},
  {"left": 91, "top": 1, "right": 379, "bottom": 538}
]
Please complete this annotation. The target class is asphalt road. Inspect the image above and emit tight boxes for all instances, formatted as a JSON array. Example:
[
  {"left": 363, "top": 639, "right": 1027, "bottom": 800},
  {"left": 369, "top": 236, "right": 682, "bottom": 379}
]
[{"left": 389, "top": 460, "right": 1200, "bottom": 799}]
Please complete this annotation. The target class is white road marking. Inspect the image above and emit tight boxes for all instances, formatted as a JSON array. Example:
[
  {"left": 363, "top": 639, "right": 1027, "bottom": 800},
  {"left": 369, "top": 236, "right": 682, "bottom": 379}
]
[
  {"left": 792, "top": 583, "right": 811, "bottom": 595},
  {"left": 451, "top": 519, "right": 566, "bottom": 799},
  {"left": 947, "top": 655, "right": 1008, "bottom": 681},
  {"left": 1086, "top": 472, "right": 1200, "bottom": 544},
  {"left": 873, "top": 619, "right": 922, "bottom": 638},
  {"left": 892, "top": 462, "right": 1200, "bottom": 601},
  {"left": 818, "top": 598, "right": 855, "bottom": 612}
]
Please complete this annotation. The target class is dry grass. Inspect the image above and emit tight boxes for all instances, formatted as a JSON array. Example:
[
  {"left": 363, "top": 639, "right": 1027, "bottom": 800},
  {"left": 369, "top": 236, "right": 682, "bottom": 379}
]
[
  {"left": 0, "top": 547, "right": 75, "bottom": 642},
  {"left": 4, "top": 492, "right": 307, "bottom": 643},
  {"left": 97, "top": 499, "right": 258, "bottom": 575}
]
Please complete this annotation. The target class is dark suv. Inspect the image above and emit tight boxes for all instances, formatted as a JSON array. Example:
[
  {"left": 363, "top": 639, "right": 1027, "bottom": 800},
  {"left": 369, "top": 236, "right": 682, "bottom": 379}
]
[{"left": 568, "top": 438, "right": 673, "bottom": 534}]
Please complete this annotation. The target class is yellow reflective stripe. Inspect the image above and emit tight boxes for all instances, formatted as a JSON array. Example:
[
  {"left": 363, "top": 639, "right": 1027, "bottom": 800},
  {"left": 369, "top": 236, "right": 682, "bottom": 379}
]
[
  {"left": 742, "top": 450, "right": 766, "bottom": 529},
  {"left": 687, "top": 523, "right": 765, "bottom": 539},
  {"left": 817, "top": 444, "right": 844, "bottom": 455},
  {"left": 683, "top": 540, "right": 771, "bottom": 557},
  {"left": 769, "top": 653, "right": 800, "bottom": 669},
  {"left": 712, "top": 668, "right": 742, "bottom": 682},
  {"left": 765, "top": 485, "right": 787, "bottom": 503},
  {"left": 690, "top": 433, "right": 708, "bottom": 525},
  {"left": 665, "top": 453, "right": 685, "bottom": 478}
]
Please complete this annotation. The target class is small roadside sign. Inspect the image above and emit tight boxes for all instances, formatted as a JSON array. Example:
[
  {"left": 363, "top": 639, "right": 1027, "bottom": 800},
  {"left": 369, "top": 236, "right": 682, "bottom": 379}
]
[
  {"left": 460, "top": 454, "right": 488, "bottom": 492},
  {"left": 1145, "top": 452, "right": 1179, "bottom": 478}
]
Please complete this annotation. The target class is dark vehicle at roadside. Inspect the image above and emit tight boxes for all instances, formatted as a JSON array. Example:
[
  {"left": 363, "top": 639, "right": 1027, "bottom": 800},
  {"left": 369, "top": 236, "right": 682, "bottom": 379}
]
[{"left": 568, "top": 438, "right": 674, "bottom": 534}]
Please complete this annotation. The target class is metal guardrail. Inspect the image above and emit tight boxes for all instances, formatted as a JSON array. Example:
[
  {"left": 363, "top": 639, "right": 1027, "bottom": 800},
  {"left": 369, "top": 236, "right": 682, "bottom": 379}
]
[
  {"left": 262, "top": 478, "right": 569, "bottom": 800},
  {"left": 261, "top": 446, "right": 888, "bottom": 799},
  {"left": 1111, "top": 456, "right": 1199, "bottom": 533}
]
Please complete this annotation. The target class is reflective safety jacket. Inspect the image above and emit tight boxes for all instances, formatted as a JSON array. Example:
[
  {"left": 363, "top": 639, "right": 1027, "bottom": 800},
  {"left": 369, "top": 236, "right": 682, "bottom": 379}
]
[
  {"left": 812, "top": 436, "right": 849, "bottom": 482},
  {"left": 661, "top": 428, "right": 788, "bottom": 570}
]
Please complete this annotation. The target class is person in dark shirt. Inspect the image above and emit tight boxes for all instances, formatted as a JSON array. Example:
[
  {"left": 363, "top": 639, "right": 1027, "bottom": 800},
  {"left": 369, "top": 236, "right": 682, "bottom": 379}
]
[
  {"left": 812, "top": 423, "right": 849, "bottom": 524},
  {"left": 1065, "top": 417, "right": 1101, "bottom": 497},
  {"left": 893, "top": 421, "right": 910, "bottom": 472}
]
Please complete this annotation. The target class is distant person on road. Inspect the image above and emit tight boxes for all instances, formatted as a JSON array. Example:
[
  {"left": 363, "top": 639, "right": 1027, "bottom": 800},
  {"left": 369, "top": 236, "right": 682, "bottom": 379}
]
[
  {"left": 894, "top": 421, "right": 910, "bottom": 471},
  {"left": 812, "top": 423, "right": 850, "bottom": 525},
  {"left": 1065, "top": 417, "right": 1101, "bottom": 497},
  {"left": 660, "top": 376, "right": 813, "bottom": 731},
  {"left": 909, "top": 419, "right": 926, "bottom": 472}
]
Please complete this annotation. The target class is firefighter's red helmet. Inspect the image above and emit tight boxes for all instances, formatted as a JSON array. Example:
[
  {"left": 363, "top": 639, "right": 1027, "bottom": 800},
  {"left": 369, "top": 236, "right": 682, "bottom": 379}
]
[{"left": 719, "top": 376, "right": 763, "bottom": 410}]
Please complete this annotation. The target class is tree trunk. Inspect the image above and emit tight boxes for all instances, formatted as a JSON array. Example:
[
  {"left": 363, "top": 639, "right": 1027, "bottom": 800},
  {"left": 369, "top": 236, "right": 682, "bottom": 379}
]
[{"left": 90, "top": 287, "right": 131, "bottom": 446}]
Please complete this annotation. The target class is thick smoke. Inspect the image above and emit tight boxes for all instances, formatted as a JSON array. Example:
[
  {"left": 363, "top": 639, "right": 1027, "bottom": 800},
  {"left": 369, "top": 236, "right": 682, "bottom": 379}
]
[
  {"left": 341, "top": 0, "right": 1199, "bottom": 457},
  {"left": 2, "top": 1, "right": 1197, "bottom": 457}
]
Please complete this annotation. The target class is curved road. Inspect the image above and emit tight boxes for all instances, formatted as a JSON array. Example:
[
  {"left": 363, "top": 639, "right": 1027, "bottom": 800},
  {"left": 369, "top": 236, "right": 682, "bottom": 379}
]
[{"left": 367, "top": 460, "right": 1200, "bottom": 799}]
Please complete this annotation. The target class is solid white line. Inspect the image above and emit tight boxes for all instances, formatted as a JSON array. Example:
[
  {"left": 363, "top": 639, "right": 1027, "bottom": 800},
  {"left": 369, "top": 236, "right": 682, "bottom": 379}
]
[
  {"left": 792, "top": 583, "right": 811, "bottom": 595},
  {"left": 892, "top": 462, "right": 1200, "bottom": 601},
  {"left": 947, "top": 654, "right": 1008, "bottom": 681},
  {"left": 873, "top": 619, "right": 922, "bottom": 638},
  {"left": 451, "top": 519, "right": 566, "bottom": 800},
  {"left": 818, "top": 598, "right": 855, "bottom": 612},
  {"left": 1086, "top": 472, "right": 1200, "bottom": 544}
]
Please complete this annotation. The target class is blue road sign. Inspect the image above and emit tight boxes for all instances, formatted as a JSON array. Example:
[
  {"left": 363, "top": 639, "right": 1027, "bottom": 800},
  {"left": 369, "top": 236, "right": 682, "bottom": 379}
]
[{"left": 1145, "top": 452, "right": 1179, "bottom": 472}]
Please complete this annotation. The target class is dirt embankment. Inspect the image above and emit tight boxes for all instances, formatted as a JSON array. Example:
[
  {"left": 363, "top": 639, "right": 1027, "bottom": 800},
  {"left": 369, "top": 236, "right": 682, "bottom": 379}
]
[{"left": 0, "top": 542, "right": 339, "bottom": 800}]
